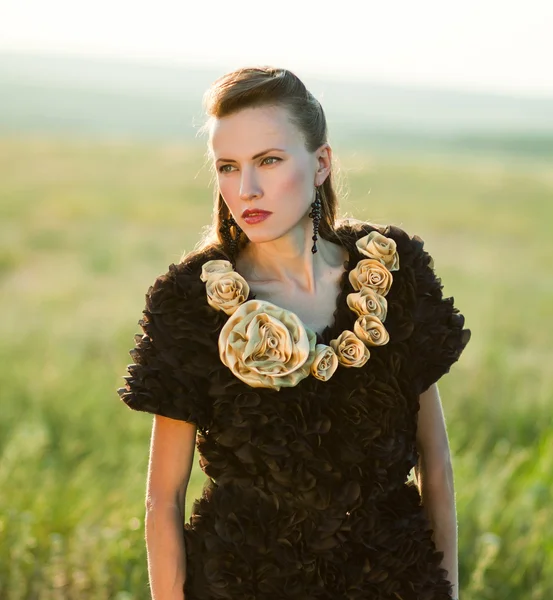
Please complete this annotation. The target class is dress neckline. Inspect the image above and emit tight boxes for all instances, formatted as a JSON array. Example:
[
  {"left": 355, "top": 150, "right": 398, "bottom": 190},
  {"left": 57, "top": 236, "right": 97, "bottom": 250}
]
[{"left": 235, "top": 227, "right": 357, "bottom": 347}]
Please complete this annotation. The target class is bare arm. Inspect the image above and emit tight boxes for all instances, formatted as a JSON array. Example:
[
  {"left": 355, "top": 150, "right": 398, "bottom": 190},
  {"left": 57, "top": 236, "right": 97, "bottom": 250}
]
[
  {"left": 414, "top": 383, "right": 459, "bottom": 599},
  {"left": 145, "top": 414, "right": 197, "bottom": 600}
]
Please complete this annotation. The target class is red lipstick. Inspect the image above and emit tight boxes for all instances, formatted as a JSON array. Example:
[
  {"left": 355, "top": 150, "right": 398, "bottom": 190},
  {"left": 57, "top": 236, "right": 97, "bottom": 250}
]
[{"left": 241, "top": 209, "right": 272, "bottom": 224}]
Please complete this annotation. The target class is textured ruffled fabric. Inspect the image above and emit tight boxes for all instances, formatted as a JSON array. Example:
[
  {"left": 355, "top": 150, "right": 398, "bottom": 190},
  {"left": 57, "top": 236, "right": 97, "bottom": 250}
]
[
  {"left": 117, "top": 221, "right": 470, "bottom": 599},
  {"left": 387, "top": 227, "right": 472, "bottom": 395},
  {"left": 116, "top": 261, "right": 220, "bottom": 431}
]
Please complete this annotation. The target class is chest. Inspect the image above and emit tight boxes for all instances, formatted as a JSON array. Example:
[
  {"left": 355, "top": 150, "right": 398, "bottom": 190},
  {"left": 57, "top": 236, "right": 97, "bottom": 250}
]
[{"left": 245, "top": 272, "right": 344, "bottom": 336}]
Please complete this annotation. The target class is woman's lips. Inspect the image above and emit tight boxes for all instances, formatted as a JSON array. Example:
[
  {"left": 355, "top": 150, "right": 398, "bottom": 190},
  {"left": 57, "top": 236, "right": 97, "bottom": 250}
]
[{"left": 242, "top": 211, "right": 272, "bottom": 224}]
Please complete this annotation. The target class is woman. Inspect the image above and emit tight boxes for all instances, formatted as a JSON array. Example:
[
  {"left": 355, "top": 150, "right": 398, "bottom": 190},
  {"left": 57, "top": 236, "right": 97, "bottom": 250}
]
[{"left": 117, "top": 66, "right": 470, "bottom": 600}]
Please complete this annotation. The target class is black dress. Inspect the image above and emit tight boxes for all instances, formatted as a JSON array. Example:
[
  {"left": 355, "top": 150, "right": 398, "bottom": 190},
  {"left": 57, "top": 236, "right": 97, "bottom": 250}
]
[{"left": 117, "top": 221, "right": 471, "bottom": 600}]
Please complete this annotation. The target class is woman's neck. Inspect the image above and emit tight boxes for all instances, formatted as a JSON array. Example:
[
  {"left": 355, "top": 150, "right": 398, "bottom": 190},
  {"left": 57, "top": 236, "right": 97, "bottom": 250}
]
[{"left": 235, "top": 228, "right": 347, "bottom": 294}]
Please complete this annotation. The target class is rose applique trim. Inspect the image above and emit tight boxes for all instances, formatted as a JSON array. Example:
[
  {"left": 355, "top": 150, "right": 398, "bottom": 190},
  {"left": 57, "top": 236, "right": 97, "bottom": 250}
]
[
  {"left": 201, "top": 231, "right": 399, "bottom": 389},
  {"left": 311, "top": 344, "right": 339, "bottom": 382},
  {"left": 205, "top": 270, "right": 250, "bottom": 316},
  {"left": 349, "top": 259, "right": 393, "bottom": 296},
  {"left": 346, "top": 287, "right": 388, "bottom": 321},
  {"left": 199, "top": 259, "right": 235, "bottom": 282},
  {"left": 217, "top": 299, "right": 318, "bottom": 390},
  {"left": 353, "top": 315, "right": 390, "bottom": 347},
  {"left": 330, "top": 330, "right": 370, "bottom": 368},
  {"left": 355, "top": 230, "right": 400, "bottom": 271}
]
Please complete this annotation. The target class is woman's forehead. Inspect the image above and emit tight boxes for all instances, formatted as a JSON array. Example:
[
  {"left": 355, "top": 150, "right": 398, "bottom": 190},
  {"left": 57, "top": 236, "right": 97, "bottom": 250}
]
[{"left": 209, "top": 106, "right": 303, "bottom": 156}]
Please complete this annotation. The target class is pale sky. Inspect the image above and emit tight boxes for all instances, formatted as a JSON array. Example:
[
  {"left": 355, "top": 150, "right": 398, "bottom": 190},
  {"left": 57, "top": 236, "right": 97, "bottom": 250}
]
[{"left": 2, "top": 0, "right": 553, "bottom": 96}]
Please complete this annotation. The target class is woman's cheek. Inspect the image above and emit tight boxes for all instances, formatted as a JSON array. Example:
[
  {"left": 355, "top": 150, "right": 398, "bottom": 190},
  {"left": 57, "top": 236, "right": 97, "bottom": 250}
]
[
  {"left": 275, "top": 164, "right": 309, "bottom": 198},
  {"left": 218, "top": 179, "right": 237, "bottom": 209}
]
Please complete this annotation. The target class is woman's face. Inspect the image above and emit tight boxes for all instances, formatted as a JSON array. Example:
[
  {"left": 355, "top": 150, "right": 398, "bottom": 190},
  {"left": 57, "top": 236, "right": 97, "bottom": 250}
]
[{"left": 209, "top": 105, "right": 331, "bottom": 245}]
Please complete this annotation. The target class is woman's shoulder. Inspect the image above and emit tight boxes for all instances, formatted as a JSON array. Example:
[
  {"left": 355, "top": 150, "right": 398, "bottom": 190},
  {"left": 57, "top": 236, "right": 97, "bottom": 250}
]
[
  {"left": 335, "top": 218, "right": 428, "bottom": 267},
  {"left": 119, "top": 247, "right": 222, "bottom": 426},
  {"left": 141, "top": 246, "right": 226, "bottom": 340},
  {"left": 147, "top": 246, "right": 223, "bottom": 300}
]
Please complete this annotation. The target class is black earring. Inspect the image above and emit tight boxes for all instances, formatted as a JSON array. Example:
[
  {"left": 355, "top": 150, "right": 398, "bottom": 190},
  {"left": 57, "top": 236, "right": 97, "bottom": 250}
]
[
  {"left": 309, "top": 187, "right": 322, "bottom": 254},
  {"left": 219, "top": 213, "right": 242, "bottom": 265}
]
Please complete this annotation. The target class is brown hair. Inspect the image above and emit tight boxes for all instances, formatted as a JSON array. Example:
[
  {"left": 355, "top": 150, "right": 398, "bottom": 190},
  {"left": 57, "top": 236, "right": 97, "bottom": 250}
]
[{"left": 182, "top": 66, "right": 354, "bottom": 264}]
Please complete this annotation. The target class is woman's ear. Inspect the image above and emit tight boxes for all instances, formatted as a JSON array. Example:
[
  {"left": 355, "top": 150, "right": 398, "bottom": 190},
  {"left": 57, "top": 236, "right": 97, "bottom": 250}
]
[{"left": 315, "top": 143, "right": 332, "bottom": 185}]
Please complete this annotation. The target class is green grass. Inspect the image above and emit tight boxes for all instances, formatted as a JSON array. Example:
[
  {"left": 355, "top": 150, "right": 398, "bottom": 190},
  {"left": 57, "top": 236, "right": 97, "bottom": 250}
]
[{"left": 1, "top": 134, "right": 551, "bottom": 598}]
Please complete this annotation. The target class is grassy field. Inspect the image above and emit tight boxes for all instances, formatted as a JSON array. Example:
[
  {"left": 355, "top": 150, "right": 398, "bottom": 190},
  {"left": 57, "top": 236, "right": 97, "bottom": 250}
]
[{"left": 1, "top": 135, "right": 551, "bottom": 599}]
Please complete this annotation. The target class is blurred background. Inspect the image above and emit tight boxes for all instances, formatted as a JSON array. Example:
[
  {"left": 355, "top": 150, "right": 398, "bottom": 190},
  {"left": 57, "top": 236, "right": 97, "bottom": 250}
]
[{"left": 1, "top": 0, "right": 552, "bottom": 598}]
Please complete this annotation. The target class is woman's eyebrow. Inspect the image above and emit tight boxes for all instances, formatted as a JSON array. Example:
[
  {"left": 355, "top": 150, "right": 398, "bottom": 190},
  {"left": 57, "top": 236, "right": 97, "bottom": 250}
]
[{"left": 216, "top": 148, "right": 286, "bottom": 163}]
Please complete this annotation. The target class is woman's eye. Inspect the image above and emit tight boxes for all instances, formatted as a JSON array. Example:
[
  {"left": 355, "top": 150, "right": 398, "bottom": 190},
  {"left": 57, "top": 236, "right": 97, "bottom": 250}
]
[{"left": 218, "top": 157, "right": 280, "bottom": 173}]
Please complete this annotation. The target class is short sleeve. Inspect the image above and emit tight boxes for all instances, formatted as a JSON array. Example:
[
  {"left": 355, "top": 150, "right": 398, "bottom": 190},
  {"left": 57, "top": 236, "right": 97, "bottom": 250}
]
[
  {"left": 116, "top": 264, "right": 211, "bottom": 429},
  {"left": 408, "top": 234, "right": 471, "bottom": 395}
]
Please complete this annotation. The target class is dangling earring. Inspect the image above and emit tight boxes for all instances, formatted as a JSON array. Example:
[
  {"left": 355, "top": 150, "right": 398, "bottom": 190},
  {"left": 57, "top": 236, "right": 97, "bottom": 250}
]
[
  {"left": 309, "top": 186, "right": 322, "bottom": 254},
  {"left": 219, "top": 213, "right": 242, "bottom": 265}
]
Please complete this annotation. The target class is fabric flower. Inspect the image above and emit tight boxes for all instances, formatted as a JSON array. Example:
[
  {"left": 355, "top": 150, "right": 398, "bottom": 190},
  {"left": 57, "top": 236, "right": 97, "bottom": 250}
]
[
  {"left": 310, "top": 344, "right": 339, "bottom": 382},
  {"left": 205, "top": 271, "right": 250, "bottom": 315},
  {"left": 200, "top": 259, "right": 234, "bottom": 283},
  {"left": 346, "top": 287, "right": 388, "bottom": 321},
  {"left": 329, "top": 330, "right": 370, "bottom": 368},
  {"left": 218, "top": 299, "right": 317, "bottom": 390},
  {"left": 353, "top": 315, "right": 390, "bottom": 347},
  {"left": 356, "top": 231, "right": 400, "bottom": 271},
  {"left": 349, "top": 259, "right": 393, "bottom": 296}
]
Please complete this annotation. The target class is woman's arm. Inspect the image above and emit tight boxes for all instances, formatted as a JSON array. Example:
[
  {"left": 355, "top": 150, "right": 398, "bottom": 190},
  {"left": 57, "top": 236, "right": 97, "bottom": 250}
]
[
  {"left": 414, "top": 383, "right": 459, "bottom": 599},
  {"left": 145, "top": 414, "right": 197, "bottom": 600}
]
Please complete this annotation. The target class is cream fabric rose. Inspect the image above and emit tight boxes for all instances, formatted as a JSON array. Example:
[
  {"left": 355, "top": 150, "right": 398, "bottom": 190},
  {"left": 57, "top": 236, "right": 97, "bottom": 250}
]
[
  {"left": 218, "top": 299, "right": 317, "bottom": 390},
  {"left": 356, "top": 231, "right": 400, "bottom": 271},
  {"left": 310, "top": 344, "right": 339, "bottom": 382},
  {"left": 349, "top": 259, "right": 394, "bottom": 296},
  {"left": 205, "top": 271, "right": 250, "bottom": 315},
  {"left": 329, "top": 330, "right": 370, "bottom": 368},
  {"left": 346, "top": 287, "right": 388, "bottom": 321},
  {"left": 200, "top": 259, "right": 234, "bottom": 283},
  {"left": 353, "top": 315, "right": 390, "bottom": 347}
]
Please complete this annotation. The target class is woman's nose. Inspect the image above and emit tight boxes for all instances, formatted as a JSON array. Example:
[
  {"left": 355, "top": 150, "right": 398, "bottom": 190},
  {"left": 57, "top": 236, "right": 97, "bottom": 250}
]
[{"left": 239, "top": 169, "right": 262, "bottom": 201}]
